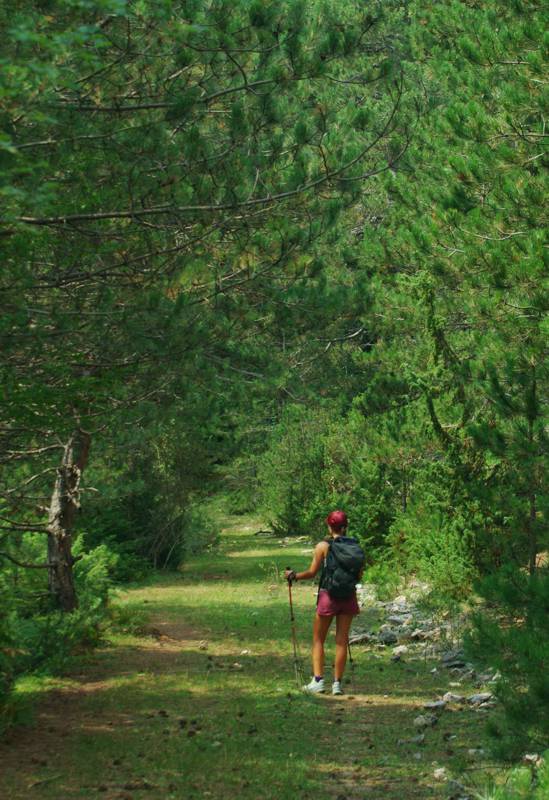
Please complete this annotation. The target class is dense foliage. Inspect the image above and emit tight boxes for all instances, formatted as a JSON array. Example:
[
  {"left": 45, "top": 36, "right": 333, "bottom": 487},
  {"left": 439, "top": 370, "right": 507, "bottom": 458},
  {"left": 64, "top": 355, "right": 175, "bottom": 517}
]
[
  {"left": 0, "top": 0, "right": 409, "bottom": 723},
  {"left": 0, "top": 0, "right": 547, "bottom": 758},
  {"left": 252, "top": 0, "right": 548, "bottom": 755}
]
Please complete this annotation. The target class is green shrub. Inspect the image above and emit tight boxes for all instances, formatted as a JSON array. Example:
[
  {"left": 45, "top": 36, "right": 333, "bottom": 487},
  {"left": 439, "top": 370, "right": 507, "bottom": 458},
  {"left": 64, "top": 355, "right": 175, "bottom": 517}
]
[
  {"left": 389, "top": 508, "right": 476, "bottom": 604},
  {"left": 0, "top": 535, "right": 153, "bottom": 733},
  {"left": 465, "top": 565, "right": 549, "bottom": 759},
  {"left": 107, "top": 602, "right": 148, "bottom": 636},
  {"left": 258, "top": 404, "right": 330, "bottom": 537},
  {"left": 321, "top": 419, "right": 400, "bottom": 549},
  {"left": 10, "top": 541, "right": 118, "bottom": 675},
  {"left": 257, "top": 402, "right": 482, "bottom": 607},
  {"left": 73, "top": 538, "right": 119, "bottom": 605},
  {"left": 473, "top": 751, "right": 549, "bottom": 799},
  {"left": 223, "top": 488, "right": 256, "bottom": 516},
  {"left": 363, "top": 560, "right": 400, "bottom": 601},
  {"left": 81, "top": 420, "right": 216, "bottom": 576},
  {"left": 219, "top": 454, "right": 259, "bottom": 515},
  {"left": 80, "top": 492, "right": 158, "bottom": 580},
  {"left": 177, "top": 505, "right": 219, "bottom": 561}
]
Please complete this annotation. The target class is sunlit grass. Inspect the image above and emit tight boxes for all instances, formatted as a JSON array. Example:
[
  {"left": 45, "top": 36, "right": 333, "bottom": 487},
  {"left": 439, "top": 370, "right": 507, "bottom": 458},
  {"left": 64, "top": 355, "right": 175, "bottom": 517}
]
[{"left": 2, "top": 516, "right": 511, "bottom": 799}]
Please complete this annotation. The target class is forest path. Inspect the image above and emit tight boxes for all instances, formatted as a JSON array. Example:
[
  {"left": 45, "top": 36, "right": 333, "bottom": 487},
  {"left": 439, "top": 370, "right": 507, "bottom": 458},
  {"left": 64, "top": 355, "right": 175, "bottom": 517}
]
[{"left": 1, "top": 516, "right": 492, "bottom": 799}]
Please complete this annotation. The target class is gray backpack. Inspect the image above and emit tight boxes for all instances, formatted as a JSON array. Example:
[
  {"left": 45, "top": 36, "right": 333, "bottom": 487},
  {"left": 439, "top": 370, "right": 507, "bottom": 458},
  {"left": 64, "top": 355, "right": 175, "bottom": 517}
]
[{"left": 322, "top": 537, "right": 365, "bottom": 599}]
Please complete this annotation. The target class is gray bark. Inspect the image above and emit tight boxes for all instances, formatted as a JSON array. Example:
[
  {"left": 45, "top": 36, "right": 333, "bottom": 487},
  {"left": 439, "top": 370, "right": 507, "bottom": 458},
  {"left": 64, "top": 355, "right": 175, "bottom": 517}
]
[{"left": 47, "top": 430, "right": 91, "bottom": 611}]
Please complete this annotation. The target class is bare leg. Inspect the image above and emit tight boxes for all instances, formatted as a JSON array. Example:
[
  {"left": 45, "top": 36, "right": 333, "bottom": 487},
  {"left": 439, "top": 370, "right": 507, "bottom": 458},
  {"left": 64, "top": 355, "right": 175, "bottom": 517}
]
[
  {"left": 312, "top": 613, "right": 333, "bottom": 677},
  {"left": 334, "top": 614, "right": 354, "bottom": 681}
]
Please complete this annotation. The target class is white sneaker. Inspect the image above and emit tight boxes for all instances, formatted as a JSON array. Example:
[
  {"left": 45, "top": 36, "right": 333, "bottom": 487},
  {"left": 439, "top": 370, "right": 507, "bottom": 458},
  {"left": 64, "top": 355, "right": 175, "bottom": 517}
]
[
  {"left": 332, "top": 680, "right": 343, "bottom": 695},
  {"left": 302, "top": 677, "right": 325, "bottom": 693}
]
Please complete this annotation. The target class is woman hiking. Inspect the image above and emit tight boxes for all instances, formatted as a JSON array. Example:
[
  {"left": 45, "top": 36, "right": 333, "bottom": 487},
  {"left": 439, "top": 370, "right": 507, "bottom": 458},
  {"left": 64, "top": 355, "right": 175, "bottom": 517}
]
[{"left": 285, "top": 510, "right": 365, "bottom": 695}]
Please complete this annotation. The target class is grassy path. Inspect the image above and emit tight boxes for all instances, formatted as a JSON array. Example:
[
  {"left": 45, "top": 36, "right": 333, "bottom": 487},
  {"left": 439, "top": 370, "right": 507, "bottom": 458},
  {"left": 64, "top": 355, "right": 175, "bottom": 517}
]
[{"left": 1, "top": 517, "right": 494, "bottom": 799}]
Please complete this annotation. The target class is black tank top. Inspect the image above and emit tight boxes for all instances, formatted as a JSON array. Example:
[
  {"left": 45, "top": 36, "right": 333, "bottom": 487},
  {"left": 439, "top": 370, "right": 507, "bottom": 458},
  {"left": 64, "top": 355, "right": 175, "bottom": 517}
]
[{"left": 318, "top": 536, "right": 333, "bottom": 591}]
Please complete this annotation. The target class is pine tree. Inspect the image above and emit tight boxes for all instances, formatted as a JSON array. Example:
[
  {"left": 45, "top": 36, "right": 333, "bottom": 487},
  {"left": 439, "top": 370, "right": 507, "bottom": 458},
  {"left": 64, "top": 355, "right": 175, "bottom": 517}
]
[
  {"left": 358, "top": 0, "right": 548, "bottom": 751},
  {"left": 0, "top": 0, "right": 411, "bottom": 607}
]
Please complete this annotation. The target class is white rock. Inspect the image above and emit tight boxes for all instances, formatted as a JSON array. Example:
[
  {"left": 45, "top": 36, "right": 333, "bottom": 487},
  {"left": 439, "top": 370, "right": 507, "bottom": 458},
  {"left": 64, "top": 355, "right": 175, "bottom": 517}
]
[
  {"left": 433, "top": 767, "right": 447, "bottom": 781},
  {"left": 387, "top": 615, "right": 409, "bottom": 625},
  {"left": 523, "top": 753, "right": 543, "bottom": 767},
  {"left": 468, "top": 692, "right": 493, "bottom": 705},
  {"left": 468, "top": 748, "right": 485, "bottom": 757},
  {"left": 349, "top": 632, "right": 375, "bottom": 645},
  {"left": 392, "top": 595, "right": 408, "bottom": 606},
  {"left": 393, "top": 645, "right": 409, "bottom": 656},
  {"left": 441, "top": 649, "right": 466, "bottom": 668},
  {"left": 379, "top": 629, "right": 398, "bottom": 645},
  {"left": 413, "top": 714, "right": 437, "bottom": 728},
  {"left": 423, "top": 628, "right": 440, "bottom": 640},
  {"left": 443, "top": 692, "right": 465, "bottom": 703},
  {"left": 424, "top": 700, "right": 446, "bottom": 711}
]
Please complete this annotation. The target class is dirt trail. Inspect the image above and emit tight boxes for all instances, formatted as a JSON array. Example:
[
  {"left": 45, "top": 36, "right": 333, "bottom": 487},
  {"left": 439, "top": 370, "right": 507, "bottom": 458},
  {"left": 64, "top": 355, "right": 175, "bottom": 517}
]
[
  {"left": 0, "top": 617, "right": 203, "bottom": 794},
  {"left": 0, "top": 521, "right": 492, "bottom": 800}
]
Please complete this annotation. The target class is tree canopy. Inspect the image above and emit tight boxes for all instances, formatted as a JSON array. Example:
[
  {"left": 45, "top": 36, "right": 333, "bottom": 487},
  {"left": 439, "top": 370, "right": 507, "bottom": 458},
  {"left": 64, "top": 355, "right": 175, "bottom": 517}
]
[{"left": 1, "top": 0, "right": 547, "bottom": 756}]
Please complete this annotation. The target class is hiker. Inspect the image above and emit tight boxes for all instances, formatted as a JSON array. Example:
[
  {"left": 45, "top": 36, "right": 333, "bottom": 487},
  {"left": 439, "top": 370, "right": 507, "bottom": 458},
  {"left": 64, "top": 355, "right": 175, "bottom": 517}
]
[{"left": 285, "top": 510, "right": 365, "bottom": 695}]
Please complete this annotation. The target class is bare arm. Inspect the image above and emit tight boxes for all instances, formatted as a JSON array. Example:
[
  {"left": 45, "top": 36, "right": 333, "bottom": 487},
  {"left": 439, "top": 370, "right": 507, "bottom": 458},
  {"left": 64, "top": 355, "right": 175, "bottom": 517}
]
[{"left": 294, "top": 541, "right": 328, "bottom": 581}]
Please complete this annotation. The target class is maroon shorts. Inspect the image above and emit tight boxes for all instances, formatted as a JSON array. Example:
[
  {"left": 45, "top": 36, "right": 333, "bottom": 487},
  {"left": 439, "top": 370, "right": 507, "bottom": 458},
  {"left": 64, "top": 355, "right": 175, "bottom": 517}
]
[{"left": 316, "top": 589, "right": 360, "bottom": 617}]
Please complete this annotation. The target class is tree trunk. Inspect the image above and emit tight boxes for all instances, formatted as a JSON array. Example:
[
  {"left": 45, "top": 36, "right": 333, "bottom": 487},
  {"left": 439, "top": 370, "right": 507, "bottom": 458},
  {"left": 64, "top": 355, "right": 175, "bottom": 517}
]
[{"left": 47, "top": 429, "right": 91, "bottom": 611}]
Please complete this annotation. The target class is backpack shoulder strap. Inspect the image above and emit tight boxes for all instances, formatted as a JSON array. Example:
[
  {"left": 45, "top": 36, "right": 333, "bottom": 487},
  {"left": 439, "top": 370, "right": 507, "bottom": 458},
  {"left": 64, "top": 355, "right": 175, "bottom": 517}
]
[
  {"left": 330, "top": 537, "right": 364, "bottom": 571},
  {"left": 328, "top": 537, "right": 342, "bottom": 565}
]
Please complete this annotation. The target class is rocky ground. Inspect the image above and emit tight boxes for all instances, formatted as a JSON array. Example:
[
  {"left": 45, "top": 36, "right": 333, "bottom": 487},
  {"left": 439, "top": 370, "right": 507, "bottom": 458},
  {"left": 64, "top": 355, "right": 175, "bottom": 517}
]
[
  {"left": 347, "top": 583, "right": 502, "bottom": 799},
  {"left": 353, "top": 582, "right": 499, "bottom": 692}
]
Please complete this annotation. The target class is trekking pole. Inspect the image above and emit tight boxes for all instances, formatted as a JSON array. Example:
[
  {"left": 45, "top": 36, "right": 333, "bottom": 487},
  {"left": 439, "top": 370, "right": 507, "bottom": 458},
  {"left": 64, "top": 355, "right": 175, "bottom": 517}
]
[
  {"left": 347, "top": 641, "right": 355, "bottom": 685},
  {"left": 286, "top": 568, "right": 303, "bottom": 687}
]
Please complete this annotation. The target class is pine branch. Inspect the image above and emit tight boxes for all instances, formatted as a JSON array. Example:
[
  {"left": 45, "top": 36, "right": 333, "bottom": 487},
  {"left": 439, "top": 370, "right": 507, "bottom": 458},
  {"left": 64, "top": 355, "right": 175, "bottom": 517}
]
[
  {"left": 10, "top": 84, "right": 404, "bottom": 228},
  {"left": 0, "top": 552, "right": 49, "bottom": 569},
  {"left": 0, "top": 551, "right": 83, "bottom": 569},
  {"left": 426, "top": 395, "right": 453, "bottom": 449}
]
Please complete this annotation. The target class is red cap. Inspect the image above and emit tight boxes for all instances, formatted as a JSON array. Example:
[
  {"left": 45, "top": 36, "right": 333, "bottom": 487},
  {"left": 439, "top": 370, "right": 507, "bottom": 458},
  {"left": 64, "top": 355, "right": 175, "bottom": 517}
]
[{"left": 326, "top": 510, "right": 348, "bottom": 531}]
